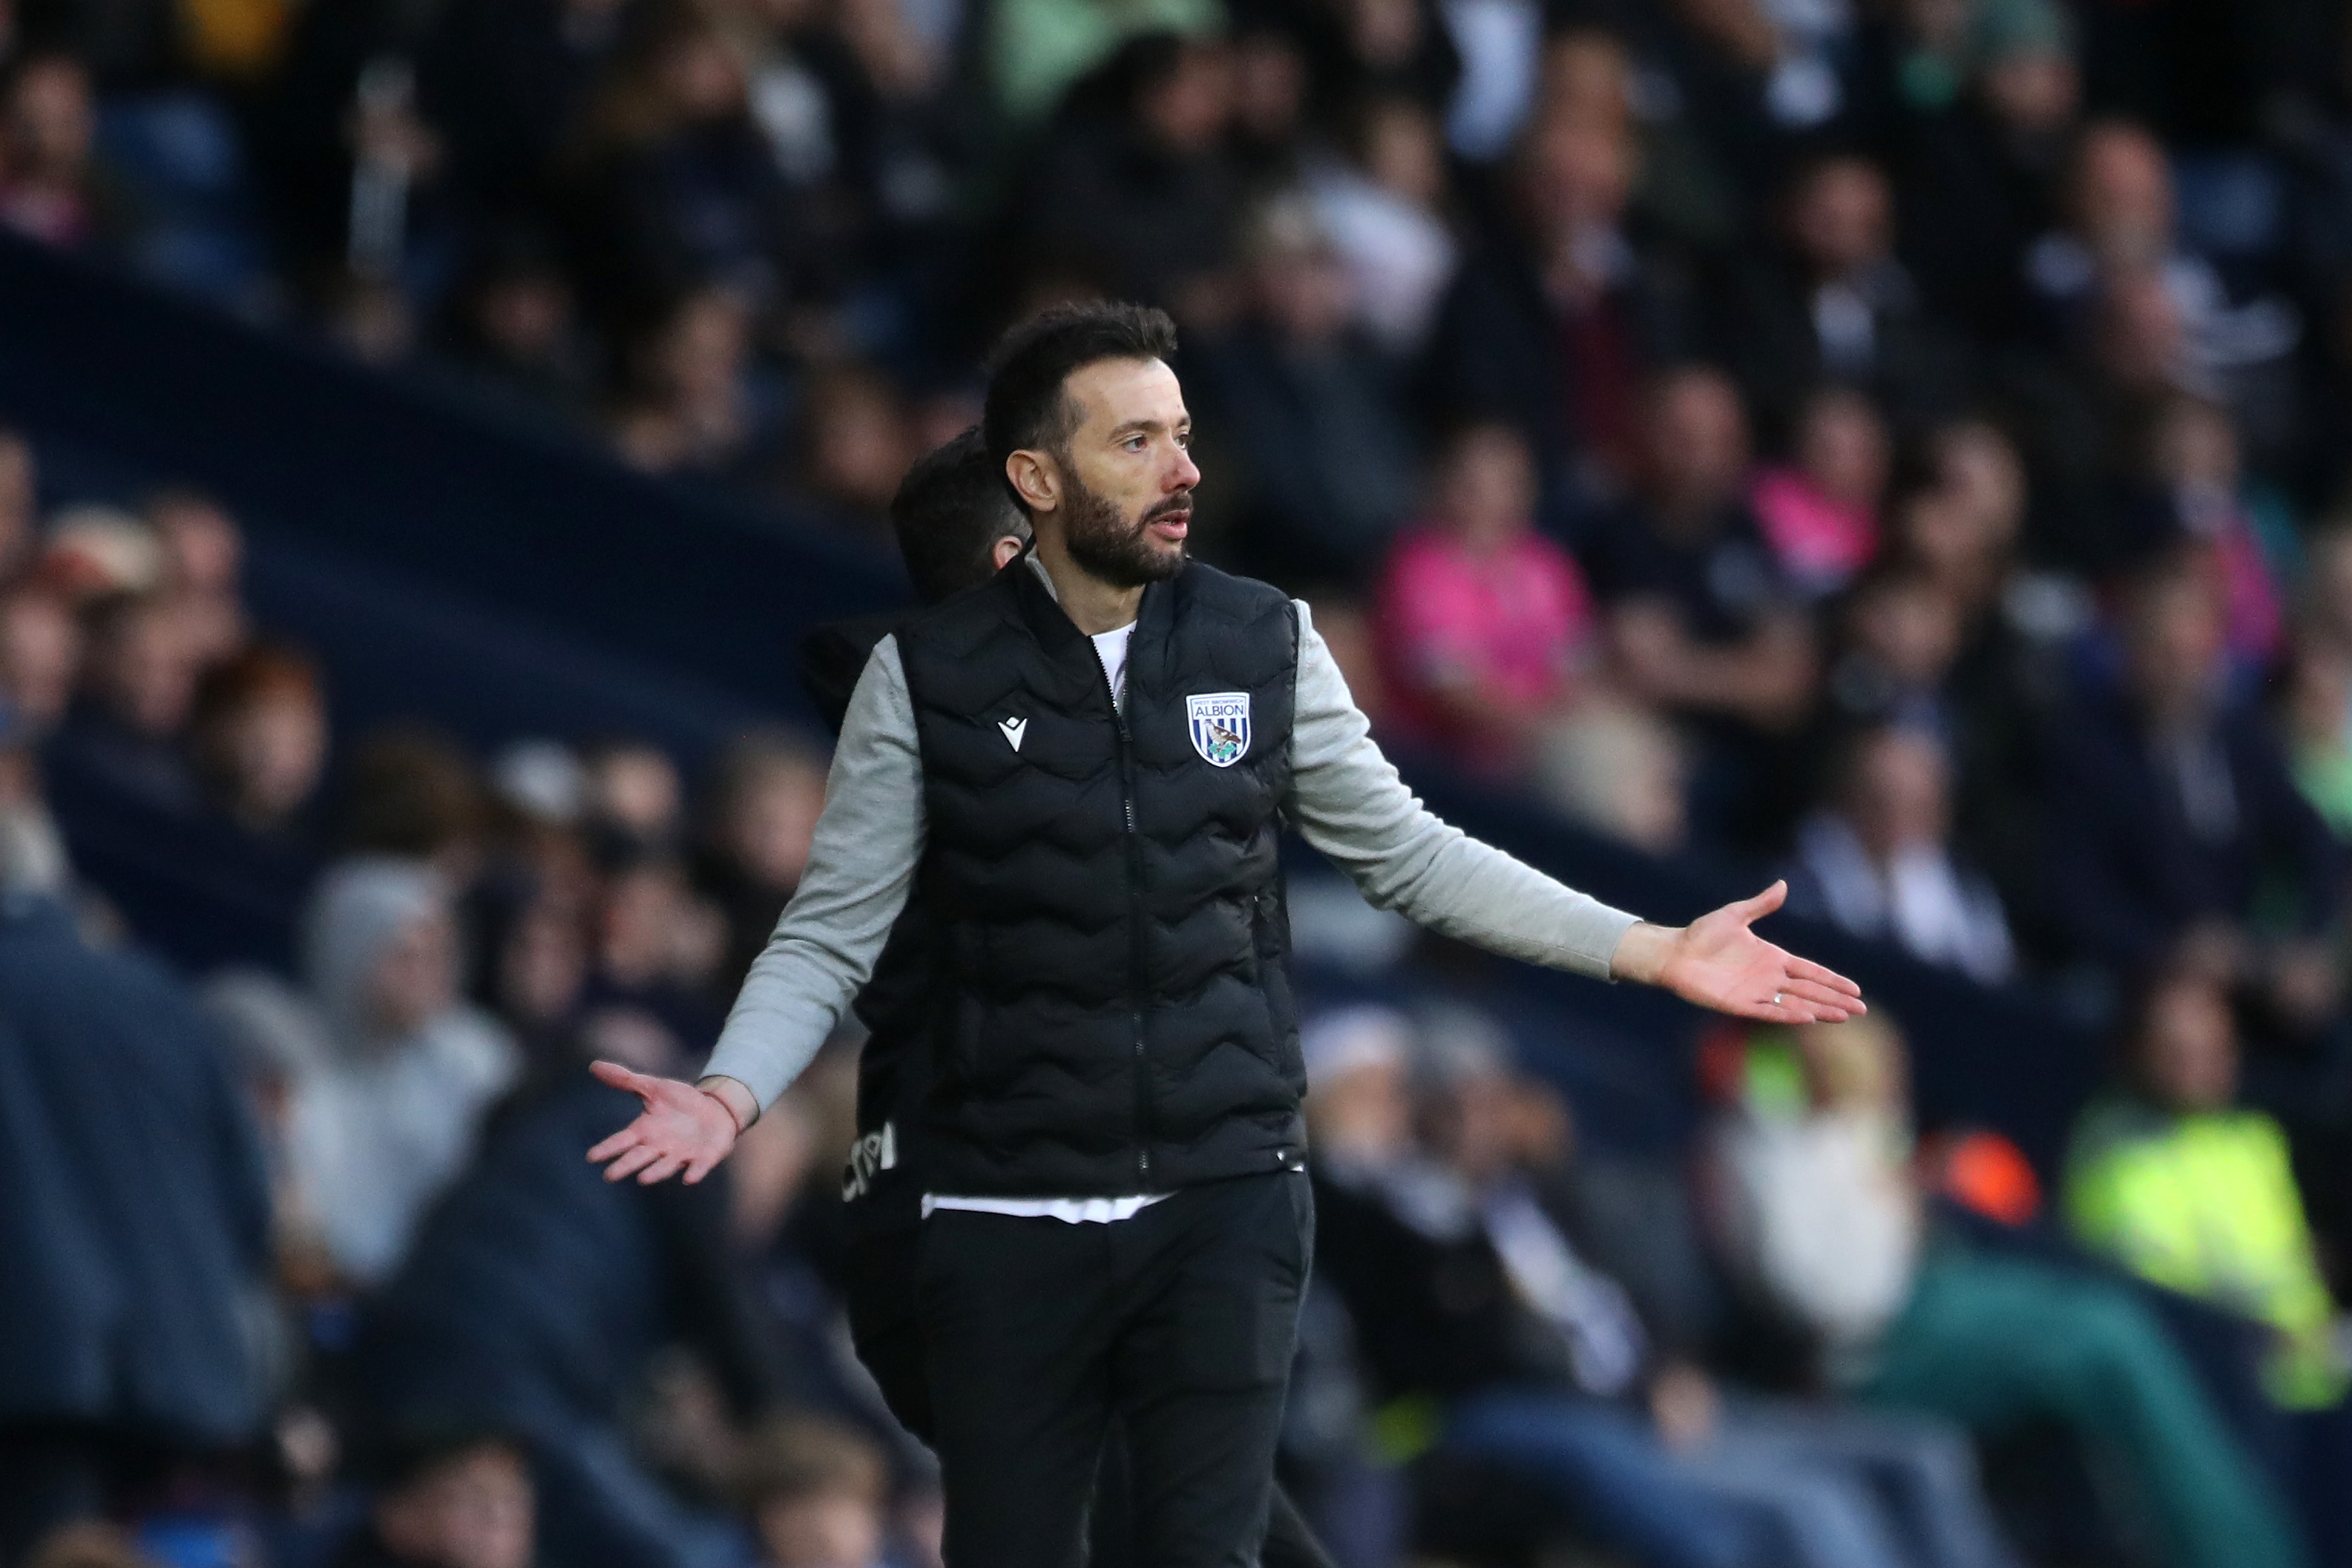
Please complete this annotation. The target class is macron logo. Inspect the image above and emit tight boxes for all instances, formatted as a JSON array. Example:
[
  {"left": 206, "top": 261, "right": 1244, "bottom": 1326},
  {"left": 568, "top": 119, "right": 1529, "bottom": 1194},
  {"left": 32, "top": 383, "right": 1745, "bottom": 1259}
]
[{"left": 998, "top": 716, "right": 1028, "bottom": 752}]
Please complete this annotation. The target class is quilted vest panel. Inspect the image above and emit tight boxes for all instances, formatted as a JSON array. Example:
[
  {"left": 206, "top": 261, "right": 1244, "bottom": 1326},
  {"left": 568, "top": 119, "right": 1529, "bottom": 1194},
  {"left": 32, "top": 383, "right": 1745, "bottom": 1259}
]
[{"left": 896, "top": 558, "right": 1304, "bottom": 1194}]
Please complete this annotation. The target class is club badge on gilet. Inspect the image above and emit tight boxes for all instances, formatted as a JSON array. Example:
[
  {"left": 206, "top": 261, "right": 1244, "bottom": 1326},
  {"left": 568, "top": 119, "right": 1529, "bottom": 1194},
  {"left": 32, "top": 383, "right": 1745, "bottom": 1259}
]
[{"left": 1186, "top": 692, "right": 1251, "bottom": 768}]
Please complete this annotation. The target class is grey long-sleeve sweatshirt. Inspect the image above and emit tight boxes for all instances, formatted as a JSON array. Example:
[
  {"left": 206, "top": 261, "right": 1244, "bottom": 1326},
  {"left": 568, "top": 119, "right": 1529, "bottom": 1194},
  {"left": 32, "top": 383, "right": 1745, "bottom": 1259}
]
[{"left": 703, "top": 599, "right": 1642, "bottom": 1110}]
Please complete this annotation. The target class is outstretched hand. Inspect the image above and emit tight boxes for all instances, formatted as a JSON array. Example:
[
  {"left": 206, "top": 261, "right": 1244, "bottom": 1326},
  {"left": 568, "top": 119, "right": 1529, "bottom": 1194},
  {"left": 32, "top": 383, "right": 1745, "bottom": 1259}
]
[
  {"left": 585, "top": 1061, "right": 743, "bottom": 1185},
  {"left": 1613, "top": 881, "right": 1865, "bottom": 1025}
]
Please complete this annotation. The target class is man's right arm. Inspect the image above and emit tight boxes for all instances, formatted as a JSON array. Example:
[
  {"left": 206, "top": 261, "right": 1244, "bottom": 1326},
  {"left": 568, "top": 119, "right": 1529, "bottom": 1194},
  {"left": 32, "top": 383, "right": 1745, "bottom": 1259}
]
[
  {"left": 593, "top": 637, "right": 925, "bottom": 1182},
  {"left": 700, "top": 635, "right": 927, "bottom": 1111}
]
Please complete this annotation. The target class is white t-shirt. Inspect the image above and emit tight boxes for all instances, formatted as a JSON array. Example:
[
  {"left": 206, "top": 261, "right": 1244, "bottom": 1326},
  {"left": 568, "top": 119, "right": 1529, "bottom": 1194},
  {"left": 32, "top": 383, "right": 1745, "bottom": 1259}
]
[
  {"left": 1092, "top": 622, "right": 1134, "bottom": 710},
  {"left": 924, "top": 1193, "right": 1170, "bottom": 1224}
]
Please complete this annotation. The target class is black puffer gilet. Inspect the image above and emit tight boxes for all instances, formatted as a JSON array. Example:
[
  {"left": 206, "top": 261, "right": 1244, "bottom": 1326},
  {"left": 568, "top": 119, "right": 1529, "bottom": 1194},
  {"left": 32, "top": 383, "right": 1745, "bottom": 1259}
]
[{"left": 896, "top": 556, "right": 1304, "bottom": 1196}]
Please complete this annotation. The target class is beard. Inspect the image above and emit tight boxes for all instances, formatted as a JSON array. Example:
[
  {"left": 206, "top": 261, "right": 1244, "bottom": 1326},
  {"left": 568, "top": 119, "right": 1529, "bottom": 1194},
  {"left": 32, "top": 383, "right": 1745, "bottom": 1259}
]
[{"left": 1060, "top": 467, "right": 1190, "bottom": 589}]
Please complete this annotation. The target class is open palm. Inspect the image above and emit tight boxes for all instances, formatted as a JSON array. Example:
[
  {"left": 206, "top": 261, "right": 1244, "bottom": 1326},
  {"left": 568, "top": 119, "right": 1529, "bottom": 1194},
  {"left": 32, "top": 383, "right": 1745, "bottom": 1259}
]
[
  {"left": 585, "top": 1060, "right": 740, "bottom": 1185},
  {"left": 1657, "top": 881, "right": 1864, "bottom": 1024}
]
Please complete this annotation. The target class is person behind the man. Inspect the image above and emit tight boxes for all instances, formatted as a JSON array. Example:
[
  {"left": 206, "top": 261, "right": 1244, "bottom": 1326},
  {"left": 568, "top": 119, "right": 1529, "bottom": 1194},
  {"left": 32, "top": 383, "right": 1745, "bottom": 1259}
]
[
  {"left": 796, "top": 429, "right": 1029, "bottom": 1440},
  {"left": 588, "top": 301, "right": 1865, "bottom": 1566},
  {"left": 795, "top": 427, "right": 1033, "bottom": 737}
]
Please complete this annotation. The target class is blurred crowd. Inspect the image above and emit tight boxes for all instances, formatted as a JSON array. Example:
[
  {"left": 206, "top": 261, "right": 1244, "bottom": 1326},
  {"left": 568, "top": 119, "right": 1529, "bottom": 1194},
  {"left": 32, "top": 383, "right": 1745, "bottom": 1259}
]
[
  {"left": 3, "top": 422, "right": 2352, "bottom": 1568},
  {"left": 10, "top": 0, "right": 2352, "bottom": 1563},
  {"left": 0, "top": 438, "right": 907, "bottom": 1568},
  {"left": 14, "top": 0, "right": 2352, "bottom": 993}
]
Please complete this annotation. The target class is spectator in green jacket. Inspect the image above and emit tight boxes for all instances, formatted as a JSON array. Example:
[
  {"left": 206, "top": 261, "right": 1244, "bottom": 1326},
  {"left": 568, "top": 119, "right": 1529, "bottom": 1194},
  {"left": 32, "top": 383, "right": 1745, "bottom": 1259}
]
[
  {"left": 2065, "top": 973, "right": 2347, "bottom": 1412},
  {"left": 2065, "top": 974, "right": 2352, "bottom": 1563}
]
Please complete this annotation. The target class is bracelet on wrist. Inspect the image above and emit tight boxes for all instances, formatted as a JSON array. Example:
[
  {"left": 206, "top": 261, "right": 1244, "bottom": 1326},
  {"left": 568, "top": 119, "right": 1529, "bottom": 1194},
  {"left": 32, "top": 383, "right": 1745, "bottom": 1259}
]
[{"left": 697, "top": 1079, "right": 752, "bottom": 1136}]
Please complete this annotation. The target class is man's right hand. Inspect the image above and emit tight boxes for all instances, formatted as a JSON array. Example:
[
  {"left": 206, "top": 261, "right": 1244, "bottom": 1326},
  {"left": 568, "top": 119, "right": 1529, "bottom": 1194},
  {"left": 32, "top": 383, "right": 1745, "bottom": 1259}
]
[{"left": 585, "top": 1061, "right": 747, "bottom": 1185}]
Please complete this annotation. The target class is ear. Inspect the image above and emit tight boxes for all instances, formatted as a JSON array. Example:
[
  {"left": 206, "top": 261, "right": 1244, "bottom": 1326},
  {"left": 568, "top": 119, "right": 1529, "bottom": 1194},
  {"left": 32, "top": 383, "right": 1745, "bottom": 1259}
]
[
  {"left": 990, "top": 534, "right": 1025, "bottom": 571},
  {"left": 1006, "top": 449, "right": 1059, "bottom": 515}
]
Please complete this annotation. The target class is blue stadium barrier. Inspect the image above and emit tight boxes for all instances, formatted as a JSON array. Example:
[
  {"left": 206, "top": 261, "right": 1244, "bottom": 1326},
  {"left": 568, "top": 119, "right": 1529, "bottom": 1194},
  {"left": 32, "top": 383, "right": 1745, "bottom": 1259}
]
[{"left": 0, "top": 231, "right": 908, "bottom": 745}]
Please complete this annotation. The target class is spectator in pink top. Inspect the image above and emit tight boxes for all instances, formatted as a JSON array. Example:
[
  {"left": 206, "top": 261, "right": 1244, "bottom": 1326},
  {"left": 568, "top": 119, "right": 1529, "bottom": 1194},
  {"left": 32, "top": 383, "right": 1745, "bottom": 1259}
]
[
  {"left": 1375, "top": 421, "right": 1598, "bottom": 775},
  {"left": 1747, "top": 386, "right": 1889, "bottom": 599}
]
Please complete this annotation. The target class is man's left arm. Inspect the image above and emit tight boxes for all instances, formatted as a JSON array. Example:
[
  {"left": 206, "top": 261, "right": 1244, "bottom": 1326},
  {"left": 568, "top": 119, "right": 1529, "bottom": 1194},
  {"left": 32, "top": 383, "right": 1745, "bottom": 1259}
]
[{"left": 1283, "top": 605, "right": 1861, "bottom": 1024}]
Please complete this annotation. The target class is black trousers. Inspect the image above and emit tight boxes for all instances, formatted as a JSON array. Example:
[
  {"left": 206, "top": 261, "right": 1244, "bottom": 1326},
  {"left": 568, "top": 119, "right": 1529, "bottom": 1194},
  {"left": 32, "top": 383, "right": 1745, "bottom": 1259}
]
[
  {"left": 860, "top": 1172, "right": 1315, "bottom": 1568},
  {"left": 845, "top": 1228, "right": 1336, "bottom": 1568},
  {"left": 845, "top": 1224, "right": 1336, "bottom": 1568}
]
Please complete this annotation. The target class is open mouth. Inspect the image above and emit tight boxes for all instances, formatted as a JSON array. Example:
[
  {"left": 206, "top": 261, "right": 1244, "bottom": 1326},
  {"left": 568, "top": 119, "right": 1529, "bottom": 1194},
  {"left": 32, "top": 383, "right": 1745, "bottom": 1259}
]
[{"left": 1146, "top": 507, "right": 1192, "bottom": 541}]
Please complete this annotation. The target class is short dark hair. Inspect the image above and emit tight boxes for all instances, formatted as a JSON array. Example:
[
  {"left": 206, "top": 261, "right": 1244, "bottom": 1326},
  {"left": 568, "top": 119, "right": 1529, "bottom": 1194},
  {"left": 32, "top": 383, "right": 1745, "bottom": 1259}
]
[
  {"left": 981, "top": 301, "right": 1179, "bottom": 491},
  {"left": 890, "top": 426, "right": 1029, "bottom": 604}
]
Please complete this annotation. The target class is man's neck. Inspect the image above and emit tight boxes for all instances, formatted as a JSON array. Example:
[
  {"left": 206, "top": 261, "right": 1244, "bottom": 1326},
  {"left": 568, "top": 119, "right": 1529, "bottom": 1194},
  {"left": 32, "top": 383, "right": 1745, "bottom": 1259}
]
[{"left": 1032, "top": 534, "right": 1146, "bottom": 634}]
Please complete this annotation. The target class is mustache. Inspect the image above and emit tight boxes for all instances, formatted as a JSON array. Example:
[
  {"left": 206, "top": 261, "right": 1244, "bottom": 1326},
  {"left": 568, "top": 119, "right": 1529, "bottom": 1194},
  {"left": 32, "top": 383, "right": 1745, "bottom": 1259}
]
[{"left": 1140, "top": 490, "right": 1194, "bottom": 527}]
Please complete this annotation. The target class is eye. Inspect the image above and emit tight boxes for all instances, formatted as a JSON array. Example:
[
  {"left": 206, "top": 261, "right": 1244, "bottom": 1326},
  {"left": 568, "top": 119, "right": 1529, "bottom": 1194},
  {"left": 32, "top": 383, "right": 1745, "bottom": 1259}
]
[
  {"left": 1175, "top": 429, "right": 1192, "bottom": 449},
  {"left": 1123, "top": 435, "right": 1148, "bottom": 452}
]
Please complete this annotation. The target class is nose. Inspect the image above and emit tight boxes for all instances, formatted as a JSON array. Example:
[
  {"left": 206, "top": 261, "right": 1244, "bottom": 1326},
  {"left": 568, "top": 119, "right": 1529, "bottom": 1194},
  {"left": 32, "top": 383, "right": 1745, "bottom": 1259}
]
[{"left": 1169, "top": 441, "right": 1200, "bottom": 493}]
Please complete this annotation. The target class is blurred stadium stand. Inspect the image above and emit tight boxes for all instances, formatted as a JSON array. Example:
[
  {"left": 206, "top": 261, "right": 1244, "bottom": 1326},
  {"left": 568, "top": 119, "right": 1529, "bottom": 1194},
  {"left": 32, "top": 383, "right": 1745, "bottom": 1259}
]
[{"left": 0, "top": 230, "right": 2100, "bottom": 1179}]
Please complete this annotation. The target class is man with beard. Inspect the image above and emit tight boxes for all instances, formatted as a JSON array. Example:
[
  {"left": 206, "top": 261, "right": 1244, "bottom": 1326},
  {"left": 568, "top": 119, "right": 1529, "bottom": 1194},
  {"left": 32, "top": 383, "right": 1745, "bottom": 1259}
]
[
  {"left": 798, "top": 424, "right": 1338, "bottom": 1568},
  {"left": 589, "top": 301, "right": 1865, "bottom": 1567}
]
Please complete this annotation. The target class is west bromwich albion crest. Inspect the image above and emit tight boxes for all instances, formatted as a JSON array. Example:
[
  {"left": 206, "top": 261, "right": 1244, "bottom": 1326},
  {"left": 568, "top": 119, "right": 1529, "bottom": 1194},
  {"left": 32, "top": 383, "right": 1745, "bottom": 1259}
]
[{"left": 1186, "top": 692, "right": 1251, "bottom": 768}]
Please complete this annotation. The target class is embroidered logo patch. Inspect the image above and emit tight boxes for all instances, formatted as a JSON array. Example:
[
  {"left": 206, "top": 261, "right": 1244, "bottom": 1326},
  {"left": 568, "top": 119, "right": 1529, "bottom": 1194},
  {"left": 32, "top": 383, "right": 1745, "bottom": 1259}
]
[
  {"left": 1186, "top": 692, "right": 1250, "bottom": 768},
  {"left": 998, "top": 716, "right": 1028, "bottom": 752}
]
